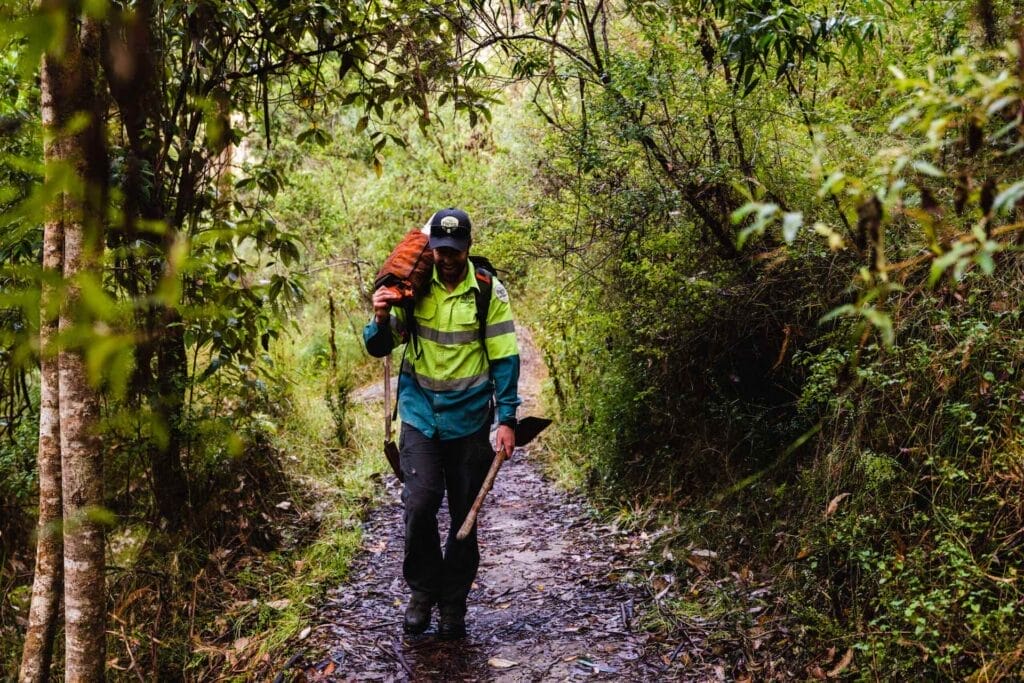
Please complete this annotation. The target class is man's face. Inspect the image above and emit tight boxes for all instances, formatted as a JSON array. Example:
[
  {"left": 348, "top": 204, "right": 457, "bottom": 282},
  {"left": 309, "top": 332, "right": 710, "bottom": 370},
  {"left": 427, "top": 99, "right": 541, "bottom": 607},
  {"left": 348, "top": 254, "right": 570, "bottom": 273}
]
[{"left": 433, "top": 246, "right": 469, "bottom": 286}]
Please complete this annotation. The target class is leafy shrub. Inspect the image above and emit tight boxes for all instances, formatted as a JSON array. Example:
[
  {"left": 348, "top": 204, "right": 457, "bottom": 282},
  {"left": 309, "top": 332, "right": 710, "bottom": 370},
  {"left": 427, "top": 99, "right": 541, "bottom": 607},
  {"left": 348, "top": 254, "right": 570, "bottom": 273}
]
[
  {"left": 794, "top": 269, "right": 1024, "bottom": 677},
  {"left": 324, "top": 374, "right": 353, "bottom": 448},
  {"left": 0, "top": 391, "right": 37, "bottom": 558}
]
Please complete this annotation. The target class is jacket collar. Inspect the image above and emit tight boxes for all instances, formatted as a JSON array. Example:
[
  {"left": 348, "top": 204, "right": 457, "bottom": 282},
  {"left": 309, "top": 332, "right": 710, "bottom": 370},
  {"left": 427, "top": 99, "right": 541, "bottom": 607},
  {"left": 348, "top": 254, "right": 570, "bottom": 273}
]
[{"left": 431, "top": 260, "right": 479, "bottom": 294}]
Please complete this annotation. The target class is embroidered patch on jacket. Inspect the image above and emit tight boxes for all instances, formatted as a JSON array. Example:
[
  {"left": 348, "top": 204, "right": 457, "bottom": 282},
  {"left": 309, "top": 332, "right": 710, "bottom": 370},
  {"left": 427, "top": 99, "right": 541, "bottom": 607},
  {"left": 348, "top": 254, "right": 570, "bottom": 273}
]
[{"left": 494, "top": 280, "right": 509, "bottom": 303}]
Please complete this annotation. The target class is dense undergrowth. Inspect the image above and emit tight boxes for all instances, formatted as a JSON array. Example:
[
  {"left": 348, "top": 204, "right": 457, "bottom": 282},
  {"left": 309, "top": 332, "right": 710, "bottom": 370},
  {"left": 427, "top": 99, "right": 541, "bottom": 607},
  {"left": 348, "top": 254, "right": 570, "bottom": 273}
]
[
  {"left": 500, "top": 3, "right": 1024, "bottom": 679},
  {"left": 1, "top": 309, "right": 388, "bottom": 678},
  {"left": 530, "top": 209, "right": 1024, "bottom": 680},
  {"left": 798, "top": 263, "right": 1024, "bottom": 677}
]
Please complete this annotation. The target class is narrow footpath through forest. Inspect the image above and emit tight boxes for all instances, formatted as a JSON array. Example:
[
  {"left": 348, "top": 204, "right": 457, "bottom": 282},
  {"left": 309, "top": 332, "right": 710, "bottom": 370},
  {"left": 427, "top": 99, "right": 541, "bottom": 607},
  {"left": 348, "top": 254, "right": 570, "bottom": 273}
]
[{"left": 286, "top": 329, "right": 729, "bottom": 681}]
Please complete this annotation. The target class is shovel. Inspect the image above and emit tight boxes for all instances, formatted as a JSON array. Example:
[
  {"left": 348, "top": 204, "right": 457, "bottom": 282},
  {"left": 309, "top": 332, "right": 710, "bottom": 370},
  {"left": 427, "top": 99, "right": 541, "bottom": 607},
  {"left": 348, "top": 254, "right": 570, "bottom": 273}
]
[
  {"left": 456, "top": 416, "right": 552, "bottom": 540},
  {"left": 382, "top": 355, "right": 404, "bottom": 482}
]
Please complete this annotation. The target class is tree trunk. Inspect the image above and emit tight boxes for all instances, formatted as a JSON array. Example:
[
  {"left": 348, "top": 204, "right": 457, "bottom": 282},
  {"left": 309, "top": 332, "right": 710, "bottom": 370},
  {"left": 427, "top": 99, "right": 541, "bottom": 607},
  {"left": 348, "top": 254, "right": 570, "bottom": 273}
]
[
  {"left": 56, "top": 10, "right": 110, "bottom": 681},
  {"left": 18, "top": 45, "right": 66, "bottom": 683},
  {"left": 153, "top": 310, "right": 189, "bottom": 527},
  {"left": 59, "top": 278, "right": 107, "bottom": 683},
  {"left": 103, "top": 0, "right": 190, "bottom": 526}
]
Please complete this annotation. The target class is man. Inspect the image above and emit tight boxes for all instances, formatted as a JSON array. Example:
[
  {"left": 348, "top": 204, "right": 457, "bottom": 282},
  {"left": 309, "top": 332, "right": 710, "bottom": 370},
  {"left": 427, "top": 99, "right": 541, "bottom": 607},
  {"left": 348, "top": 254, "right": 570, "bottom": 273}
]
[{"left": 363, "top": 207, "right": 521, "bottom": 639}]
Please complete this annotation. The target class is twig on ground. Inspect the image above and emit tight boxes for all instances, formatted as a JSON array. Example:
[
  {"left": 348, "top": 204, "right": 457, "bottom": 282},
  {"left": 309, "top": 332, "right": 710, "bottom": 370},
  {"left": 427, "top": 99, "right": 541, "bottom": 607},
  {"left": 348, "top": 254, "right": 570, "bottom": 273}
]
[
  {"left": 119, "top": 624, "right": 147, "bottom": 683},
  {"left": 391, "top": 639, "right": 415, "bottom": 676}
]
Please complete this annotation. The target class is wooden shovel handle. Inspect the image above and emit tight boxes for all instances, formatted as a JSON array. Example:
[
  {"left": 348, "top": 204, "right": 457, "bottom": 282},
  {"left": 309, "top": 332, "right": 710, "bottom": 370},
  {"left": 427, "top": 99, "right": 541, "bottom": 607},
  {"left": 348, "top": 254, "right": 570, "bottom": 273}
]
[{"left": 455, "top": 448, "right": 508, "bottom": 540}]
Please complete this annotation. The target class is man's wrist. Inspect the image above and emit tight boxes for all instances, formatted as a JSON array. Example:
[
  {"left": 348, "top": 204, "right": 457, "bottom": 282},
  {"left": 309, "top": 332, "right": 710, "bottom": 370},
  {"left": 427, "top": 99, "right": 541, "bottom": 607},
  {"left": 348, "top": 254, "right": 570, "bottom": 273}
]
[{"left": 498, "top": 418, "right": 516, "bottom": 429}]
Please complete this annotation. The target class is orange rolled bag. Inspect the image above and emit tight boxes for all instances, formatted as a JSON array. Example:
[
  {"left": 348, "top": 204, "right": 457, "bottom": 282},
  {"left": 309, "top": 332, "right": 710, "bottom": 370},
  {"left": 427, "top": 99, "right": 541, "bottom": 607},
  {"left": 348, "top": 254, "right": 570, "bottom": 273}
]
[{"left": 373, "top": 228, "right": 434, "bottom": 304}]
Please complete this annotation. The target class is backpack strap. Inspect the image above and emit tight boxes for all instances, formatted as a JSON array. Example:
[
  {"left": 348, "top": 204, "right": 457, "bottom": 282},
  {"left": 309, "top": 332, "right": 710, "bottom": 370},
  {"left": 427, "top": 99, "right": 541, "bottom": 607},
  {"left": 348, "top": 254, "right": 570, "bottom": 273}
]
[
  {"left": 471, "top": 260, "right": 493, "bottom": 362},
  {"left": 402, "top": 300, "right": 421, "bottom": 359}
]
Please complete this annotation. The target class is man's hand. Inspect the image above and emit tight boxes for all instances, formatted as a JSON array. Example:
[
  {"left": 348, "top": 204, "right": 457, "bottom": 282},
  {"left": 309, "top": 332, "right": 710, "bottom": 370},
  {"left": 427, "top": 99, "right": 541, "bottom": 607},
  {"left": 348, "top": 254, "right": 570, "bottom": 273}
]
[
  {"left": 495, "top": 424, "right": 515, "bottom": 458},
  {"left": 372, "top": 287, "right": 401, "bottom": 324}
]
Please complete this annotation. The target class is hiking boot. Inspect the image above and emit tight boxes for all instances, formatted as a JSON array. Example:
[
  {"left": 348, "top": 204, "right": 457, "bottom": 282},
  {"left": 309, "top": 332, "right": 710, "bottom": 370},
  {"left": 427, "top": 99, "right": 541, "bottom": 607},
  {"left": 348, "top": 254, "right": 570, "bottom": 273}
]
[
  {"left": 403, "top": 594, "right": 433, "bottom": 635},
  {"left": 438, "top": 604, "right": 467, "bottom": 640}
]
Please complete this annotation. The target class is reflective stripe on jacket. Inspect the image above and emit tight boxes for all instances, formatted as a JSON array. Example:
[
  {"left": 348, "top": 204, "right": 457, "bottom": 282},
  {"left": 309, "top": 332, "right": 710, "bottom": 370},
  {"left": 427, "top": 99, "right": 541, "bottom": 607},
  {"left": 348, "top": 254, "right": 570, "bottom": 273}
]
[{"left": 363, "top": 261, "right": 521, "bottom": 440}]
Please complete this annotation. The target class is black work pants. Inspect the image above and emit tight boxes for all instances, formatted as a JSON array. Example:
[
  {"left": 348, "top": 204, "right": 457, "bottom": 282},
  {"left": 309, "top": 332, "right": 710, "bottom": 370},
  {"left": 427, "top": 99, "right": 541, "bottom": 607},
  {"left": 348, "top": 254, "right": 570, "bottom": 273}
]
[{"left": 399, "top": 421, "right": 493, "bottom": 611}]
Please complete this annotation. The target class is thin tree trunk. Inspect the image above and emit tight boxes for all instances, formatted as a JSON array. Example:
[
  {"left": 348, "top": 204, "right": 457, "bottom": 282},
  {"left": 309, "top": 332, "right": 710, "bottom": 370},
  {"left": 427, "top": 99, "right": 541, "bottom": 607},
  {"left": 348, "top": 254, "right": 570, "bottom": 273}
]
[
  {"left": 103, "top": 0, "right": 190, "bottom": 525},
  {"left": 18, "top": 298, "right": 64, "bottom": 683},
  {"left": 57, "top": 11, "right": 109, "bottom": 681},
  {"left": 153, "top": 311, "right": 189, "bottom": 527},
  {"left": 18, "top": 45, "right": 66, "bottom": 682},
  {"left": 59, "top": 276, "right": 107, "bottom": 683}
]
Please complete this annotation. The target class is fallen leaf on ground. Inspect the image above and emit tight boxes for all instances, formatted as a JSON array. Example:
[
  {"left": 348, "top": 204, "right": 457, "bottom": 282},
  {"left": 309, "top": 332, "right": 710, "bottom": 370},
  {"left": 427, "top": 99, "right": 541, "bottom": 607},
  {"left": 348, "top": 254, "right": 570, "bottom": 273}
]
[
  {"left": 686, "top": 555, "right": 711, "bottom": 573},
  {"left": 825, "top": 493, "right": 851, "bottom": 517},
  {"left": 827, "top": 648, "right": 854, "bottom": 677},
  {"left": 488, "top": 657, "right": 518, "bottom": 669}
]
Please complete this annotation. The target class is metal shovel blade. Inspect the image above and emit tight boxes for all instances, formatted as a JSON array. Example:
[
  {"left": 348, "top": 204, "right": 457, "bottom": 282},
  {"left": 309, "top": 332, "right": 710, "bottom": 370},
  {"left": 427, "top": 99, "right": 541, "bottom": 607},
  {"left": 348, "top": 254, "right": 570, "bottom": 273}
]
[
  {"left": 383, "top": 439, "right": 404, "bottom": 482},
  {"left": 514, "top": 416, "right": 552, "bottom": 449}
]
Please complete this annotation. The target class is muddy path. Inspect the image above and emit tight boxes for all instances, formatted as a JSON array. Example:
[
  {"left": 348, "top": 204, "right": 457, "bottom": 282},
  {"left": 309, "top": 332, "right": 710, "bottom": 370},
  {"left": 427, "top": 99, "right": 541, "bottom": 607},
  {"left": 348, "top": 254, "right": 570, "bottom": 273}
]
[{"left": 295, "top": 329, "right": 724, "bottom": 681}]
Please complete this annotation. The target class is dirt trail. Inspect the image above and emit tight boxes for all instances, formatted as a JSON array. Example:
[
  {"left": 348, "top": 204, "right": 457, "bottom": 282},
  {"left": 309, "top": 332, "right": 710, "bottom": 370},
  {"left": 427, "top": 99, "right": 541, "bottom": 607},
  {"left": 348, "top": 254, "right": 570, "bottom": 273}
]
[{"left": 297, "top": 328, "right": 718, "bottom": 681}]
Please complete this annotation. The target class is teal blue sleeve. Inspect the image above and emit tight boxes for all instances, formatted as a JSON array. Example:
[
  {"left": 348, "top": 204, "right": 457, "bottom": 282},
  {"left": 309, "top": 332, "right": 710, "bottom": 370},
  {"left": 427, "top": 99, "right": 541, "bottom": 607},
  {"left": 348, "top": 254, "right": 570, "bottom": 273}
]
[
  {"left": 363, "top": 319, "right": 393, "bottom": 357},
  {"left": 363, "top": 311, "right": 405, "bottom": 357},
  {"left": 491, "top": 354, "right": 520, "bottom": 424}
]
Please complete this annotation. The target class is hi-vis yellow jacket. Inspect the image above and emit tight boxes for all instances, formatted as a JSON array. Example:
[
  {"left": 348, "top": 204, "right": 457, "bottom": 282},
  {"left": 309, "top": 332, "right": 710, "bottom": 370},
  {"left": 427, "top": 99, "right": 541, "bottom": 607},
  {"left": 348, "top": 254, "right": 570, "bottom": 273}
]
[{"left": 363, "top": 261, "right": 521, "bottom": 440}]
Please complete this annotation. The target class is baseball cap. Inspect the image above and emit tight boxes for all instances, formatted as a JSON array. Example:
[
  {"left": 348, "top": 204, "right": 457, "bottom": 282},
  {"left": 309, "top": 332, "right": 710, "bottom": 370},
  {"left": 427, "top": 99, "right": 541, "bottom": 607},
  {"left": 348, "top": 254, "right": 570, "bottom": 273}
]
[{"left": 427, "top": 208, "right": 472, "bottom": 251}]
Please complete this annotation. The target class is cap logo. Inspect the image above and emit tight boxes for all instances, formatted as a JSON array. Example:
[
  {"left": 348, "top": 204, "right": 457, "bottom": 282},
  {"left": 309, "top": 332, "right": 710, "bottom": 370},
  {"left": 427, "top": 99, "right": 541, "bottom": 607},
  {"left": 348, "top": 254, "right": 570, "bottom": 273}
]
[{"left": 440, "top": 216, "right": 460, "bottom": 232}]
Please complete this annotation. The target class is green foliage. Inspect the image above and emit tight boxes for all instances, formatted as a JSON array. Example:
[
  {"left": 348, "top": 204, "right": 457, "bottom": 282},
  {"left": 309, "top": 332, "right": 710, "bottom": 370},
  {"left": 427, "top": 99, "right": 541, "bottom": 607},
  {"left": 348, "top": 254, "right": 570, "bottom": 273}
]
[
  {"left": 0, "top": 40, "right": 39, "bottom": 665},
  {"left": 514, "top": 0, "right": 840, "bottom": 498},
  {"left": 0, "top": 412, "right": 36, "bottom": 507},
  {"left": 715, "top": 0, "right": 886, "bottom": 94},
  {"left": 789, "top": 272, "right": 1024, "bottom": 677},
  {"left": 324, "top": 374, "right": 353, "bottom": 447},
  {"left": 0, "top": 37, "right": 40, "bottom": 443},
  {"left": 0, "top": 391, "right": 38, "bottom": 563},
  {"left": 493, "top": 1, "right": 1024, "bottom": 678}
]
